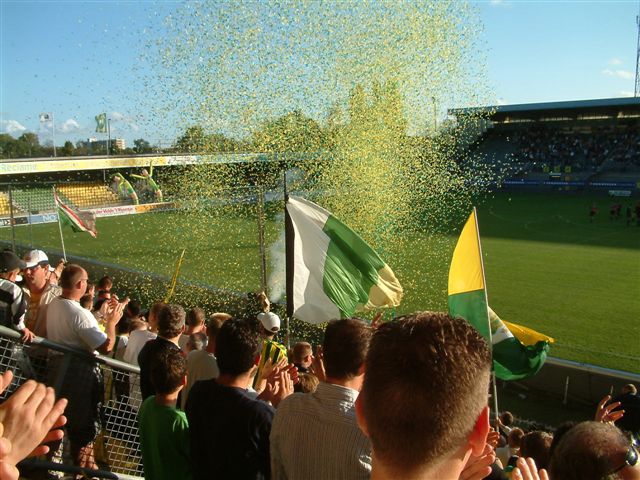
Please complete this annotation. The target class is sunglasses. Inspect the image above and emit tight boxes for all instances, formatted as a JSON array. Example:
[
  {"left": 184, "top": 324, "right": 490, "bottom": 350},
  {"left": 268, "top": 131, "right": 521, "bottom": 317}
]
[{"left": 610, "top": 442, "right": 639, "bottom": 475}]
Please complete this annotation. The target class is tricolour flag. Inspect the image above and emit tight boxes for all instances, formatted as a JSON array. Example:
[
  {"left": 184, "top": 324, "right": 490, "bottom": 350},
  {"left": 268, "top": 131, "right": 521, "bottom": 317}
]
[
  {"left": 448, "top": 209, "right": 551, "bottom": 380},
  {"left": 53, "top": 189, "right": 97, "bottom": 238},
  {"left": 285, "top": 196, "right": 403, "bottom": 324},
  {"left": 95, "top": 113, "right": 107, "bottom": 133}
]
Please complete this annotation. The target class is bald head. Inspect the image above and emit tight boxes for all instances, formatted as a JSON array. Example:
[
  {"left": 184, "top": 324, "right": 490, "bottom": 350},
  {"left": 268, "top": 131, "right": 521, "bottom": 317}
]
[
  {"left": 59, "top": 264, "right": 88, "bottom": 300},
  {"left": 549, "top": 421, "right": 634, "bottom": 480}
]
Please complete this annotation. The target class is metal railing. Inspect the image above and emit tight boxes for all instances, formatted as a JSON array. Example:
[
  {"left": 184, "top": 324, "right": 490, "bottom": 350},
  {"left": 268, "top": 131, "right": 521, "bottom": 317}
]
[{"left": 0, "top": 326, "right": 143, "bottom": 479}]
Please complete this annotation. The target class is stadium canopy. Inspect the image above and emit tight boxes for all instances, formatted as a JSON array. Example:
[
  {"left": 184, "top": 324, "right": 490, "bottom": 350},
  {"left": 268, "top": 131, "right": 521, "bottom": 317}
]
[
  {"left": 448, "top": 97, "right": 640, "bottom": 123},
  {"left": 0, "top": 151, "right": 323, "bottom": 176}
]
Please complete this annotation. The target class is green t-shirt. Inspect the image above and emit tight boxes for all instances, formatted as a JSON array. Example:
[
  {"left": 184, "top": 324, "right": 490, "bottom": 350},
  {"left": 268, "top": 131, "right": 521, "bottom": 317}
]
[{"left": 138, "top": 396, "right": 192, "bottom": 480}]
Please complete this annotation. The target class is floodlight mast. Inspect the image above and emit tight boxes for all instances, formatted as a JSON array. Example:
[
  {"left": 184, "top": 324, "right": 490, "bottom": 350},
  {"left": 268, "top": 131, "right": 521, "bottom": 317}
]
[{"left": 636, "top": 6, "right": 640, "bottom": 97}]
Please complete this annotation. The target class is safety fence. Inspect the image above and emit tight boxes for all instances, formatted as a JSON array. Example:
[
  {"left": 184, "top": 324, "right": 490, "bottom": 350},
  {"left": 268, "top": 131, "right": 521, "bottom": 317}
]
[{"left": 0, "top": 326, "right": 143, "bottom": 480}]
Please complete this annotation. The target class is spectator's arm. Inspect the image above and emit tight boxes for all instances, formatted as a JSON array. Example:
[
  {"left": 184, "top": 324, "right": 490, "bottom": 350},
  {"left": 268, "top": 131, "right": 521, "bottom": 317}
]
[
  {"left": 0, "top": 372, "right": 67, "bottom": 471},
  {"left": 97, "top": 298, "right": 125, "bottom": 354}
]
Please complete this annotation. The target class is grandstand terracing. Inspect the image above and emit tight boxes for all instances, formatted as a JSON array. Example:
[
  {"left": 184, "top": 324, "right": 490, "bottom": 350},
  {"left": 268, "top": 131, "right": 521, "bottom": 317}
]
[
  {"left": 0, "top": 182, "right": 123, "bottom": 217},
  {"left": 450, "top": 97, "right": 640, "bottom": 190}
]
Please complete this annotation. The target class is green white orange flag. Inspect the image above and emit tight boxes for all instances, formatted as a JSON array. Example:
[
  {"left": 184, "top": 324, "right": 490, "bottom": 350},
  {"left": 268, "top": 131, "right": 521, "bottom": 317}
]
[
  {"left": 285, "top": 196, "right": 403, "bottom": 324},
  {"left": 448, "top": 209, "right": 552, "bottom": 381},
  {"left": 53, "top": 189, "right": 97, "bottom": 238}
]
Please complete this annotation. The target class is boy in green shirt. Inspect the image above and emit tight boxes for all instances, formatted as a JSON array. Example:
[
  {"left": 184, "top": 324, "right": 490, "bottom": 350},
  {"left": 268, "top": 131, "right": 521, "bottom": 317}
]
[{"left": 138, "top": 347, "right": 191, "bottom": 480}]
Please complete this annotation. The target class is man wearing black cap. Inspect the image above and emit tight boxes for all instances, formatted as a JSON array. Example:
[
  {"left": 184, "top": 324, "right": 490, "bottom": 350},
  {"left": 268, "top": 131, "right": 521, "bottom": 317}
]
[{"left": 0, "top": 249, "right": 34, "bottom": 342}]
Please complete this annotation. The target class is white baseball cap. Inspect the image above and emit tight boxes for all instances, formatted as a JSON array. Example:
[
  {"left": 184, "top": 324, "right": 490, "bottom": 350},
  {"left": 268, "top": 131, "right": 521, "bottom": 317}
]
[
  {"left": 257, "top": 312, "right": 281, "bottom": 333},
  {"left": 23, "top": 250, "right": 54, "bottom": 270}
]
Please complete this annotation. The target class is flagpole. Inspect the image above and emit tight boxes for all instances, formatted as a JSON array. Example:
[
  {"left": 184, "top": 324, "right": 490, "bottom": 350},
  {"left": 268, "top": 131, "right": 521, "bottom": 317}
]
[
  {"left": 107, "top": 118, "right": 111, "bottom": 157},
  {"left": 284, "top": 171, "right": 293, "bottom": 348},
  {"left": 473, "top": 206, "right": 499, "bottom": 420},
  {"left": 256, "top": 185, "right": 268, "bottom": 295},
  {"left": 53, "top": 187, "right": 67, "bottom": 262},
  {"left": 52, "top": 113, "right": 57, "bottom": 158}
]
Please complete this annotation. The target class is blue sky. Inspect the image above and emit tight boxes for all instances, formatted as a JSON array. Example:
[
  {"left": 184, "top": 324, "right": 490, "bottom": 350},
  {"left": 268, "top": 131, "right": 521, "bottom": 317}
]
[{"left": 0, "top": 0, "right": 638, "bottom": 147}]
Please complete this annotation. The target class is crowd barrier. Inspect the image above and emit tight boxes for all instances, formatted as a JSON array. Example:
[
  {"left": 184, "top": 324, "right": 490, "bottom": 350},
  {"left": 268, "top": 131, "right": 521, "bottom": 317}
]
[{"left": 0, "top": 326, "right": 143, "bottom": 480}]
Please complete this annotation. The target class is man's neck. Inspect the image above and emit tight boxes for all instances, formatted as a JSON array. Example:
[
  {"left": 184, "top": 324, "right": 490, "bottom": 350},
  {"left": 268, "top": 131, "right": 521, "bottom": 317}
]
[
  {"left": 159, "top": 335, "right": 181, "bottom": 346},
  {"left": 154, "top": 391, "right": 180, "bottom": 408},
  {"left": 325, "top": 374, "right": 364, "bottom": 392},
  {"left": 61, "top": 290, "right": 82, "bottom": 302},
  {"left": 370, "top": 453, "right": 467, "bottom": 480},
  {"left": 216, "top": 371, "right": 253, "bottom": 389}
]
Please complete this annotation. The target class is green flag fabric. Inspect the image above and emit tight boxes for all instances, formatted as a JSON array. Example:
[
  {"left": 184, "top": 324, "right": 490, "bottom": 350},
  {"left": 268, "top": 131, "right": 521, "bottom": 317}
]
[
  {"left": 448, "top": 210, "right": 551, "bottom": 381},
  {"left": 95, "top": 113, "right": 107, "bottom": 133},
  {"left": 285, "top": 196, "right": 403, "bottom": 324}
]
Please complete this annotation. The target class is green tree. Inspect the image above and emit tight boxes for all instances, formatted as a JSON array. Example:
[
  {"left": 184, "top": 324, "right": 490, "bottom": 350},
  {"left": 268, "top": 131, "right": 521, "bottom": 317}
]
[
  {"left": 0, "top": 134, "right": 18, "bottom": 159},
  {"left": 17, "top": 132, "right": 42, "bottom": 157},
  {"left": 251, "top": 110, "right": 326, "bottom": 153},
  {"left": 74, "top": 140, "right": 89, "bottom": 156},
  {"left": 61, "top": 140, "right": 75, "bottom": 157},
  {"left": 175, "top": 126, "right": 207, "bottom": 153},
  {"left": 133, "top": 138, "right": 152, "bottom": 154}
]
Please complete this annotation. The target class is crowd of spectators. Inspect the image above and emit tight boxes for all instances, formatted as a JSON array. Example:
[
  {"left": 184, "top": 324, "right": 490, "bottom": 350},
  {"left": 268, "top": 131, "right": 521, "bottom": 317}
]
[
  {"left": 505, "top": 126, "right": 640, "bottom": 173},
  {"left": 0, "top": 247, "right": 637, "bottom": 480}
]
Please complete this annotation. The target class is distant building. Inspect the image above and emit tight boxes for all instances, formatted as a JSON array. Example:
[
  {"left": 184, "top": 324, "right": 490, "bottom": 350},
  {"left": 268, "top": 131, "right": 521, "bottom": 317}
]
[{"left": 79, "top": 138, "right": 126, "bottom": 153}]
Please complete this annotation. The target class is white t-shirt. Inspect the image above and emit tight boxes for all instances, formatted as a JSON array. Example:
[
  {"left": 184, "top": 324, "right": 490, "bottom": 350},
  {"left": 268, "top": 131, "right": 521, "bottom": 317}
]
[
  {"left": 181, "top": 349, "right": 219, "bottom": 409},
  {"left": 46, "top": 297, "right": 107, "bottom": 352},
  {"left": 123, "top": 328, "right": 157, "bottom": 365}
]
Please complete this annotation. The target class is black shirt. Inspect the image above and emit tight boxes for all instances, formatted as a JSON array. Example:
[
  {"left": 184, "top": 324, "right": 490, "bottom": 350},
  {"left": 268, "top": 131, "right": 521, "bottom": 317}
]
[
  {"left": 186, "top": 379, "right": 275, "bottom": 480},
  {"left": 137, "top": 337, "right": 181, "bottom": 400}
]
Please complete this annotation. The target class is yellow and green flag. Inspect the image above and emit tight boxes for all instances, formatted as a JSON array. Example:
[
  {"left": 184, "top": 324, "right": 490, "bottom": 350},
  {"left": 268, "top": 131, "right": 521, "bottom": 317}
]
[{"left": 448, "top": 209, "right": 552, "bottom": 381}]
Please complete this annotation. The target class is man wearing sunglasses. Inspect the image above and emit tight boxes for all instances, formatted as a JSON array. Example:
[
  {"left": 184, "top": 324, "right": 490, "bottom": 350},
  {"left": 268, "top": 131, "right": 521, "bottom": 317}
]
[
  {"left": 549, "top": 421, "right": 640, "bottom": 479},
  {"left": 21, "top": 249, "right": 62, "bottom": 339}
]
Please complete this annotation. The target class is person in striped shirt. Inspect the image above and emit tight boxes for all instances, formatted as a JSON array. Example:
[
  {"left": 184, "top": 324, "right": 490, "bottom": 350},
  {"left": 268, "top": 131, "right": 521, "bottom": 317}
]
[{"left": 270, "top": 318, "right": 373, "bottom": 480}]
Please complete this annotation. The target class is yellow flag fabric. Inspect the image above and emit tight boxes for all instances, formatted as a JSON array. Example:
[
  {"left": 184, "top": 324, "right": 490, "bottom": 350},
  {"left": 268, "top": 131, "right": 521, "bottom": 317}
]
[
  {"left": 448, "top": 210, "right": 484, "bottom": 296},
  {"left": 503, "top": 320, "right": 555, "bottom": 346}
]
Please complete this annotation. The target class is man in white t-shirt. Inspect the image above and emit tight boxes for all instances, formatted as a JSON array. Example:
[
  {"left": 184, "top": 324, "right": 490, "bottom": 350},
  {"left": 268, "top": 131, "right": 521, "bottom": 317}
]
[
  {"left": 46, "top": 264, "right": 124, "bottom": 470},
  {"left": 123, "top": 302, "right": 163, "bottom": 365}
]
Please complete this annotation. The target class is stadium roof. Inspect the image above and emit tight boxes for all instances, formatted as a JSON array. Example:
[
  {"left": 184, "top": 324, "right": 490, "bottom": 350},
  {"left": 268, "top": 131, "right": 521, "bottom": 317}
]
[{"left": 448, "top": 97, "right": 640, "bottom": 122}]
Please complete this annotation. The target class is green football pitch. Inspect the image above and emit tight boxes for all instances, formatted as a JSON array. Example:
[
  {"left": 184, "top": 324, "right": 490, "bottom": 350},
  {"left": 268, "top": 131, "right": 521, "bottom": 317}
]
[{"left": 2, "top": 191, "right": 638, "bottom": 373}]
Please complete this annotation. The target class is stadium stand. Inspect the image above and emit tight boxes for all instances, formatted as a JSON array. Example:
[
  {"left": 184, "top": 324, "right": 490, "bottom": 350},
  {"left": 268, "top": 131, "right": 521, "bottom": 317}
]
[
  {"left": 450, "top": 97, "right": 640, "bottom": 185},
  {"left": 0, "top": 192, "right": 12, "bottom": 216},
  {"left": 56, "top": 182, "right": 122, "bottom": 208},
  {"left": 11, "top": 187, "right": 55, "bottom": 213}
]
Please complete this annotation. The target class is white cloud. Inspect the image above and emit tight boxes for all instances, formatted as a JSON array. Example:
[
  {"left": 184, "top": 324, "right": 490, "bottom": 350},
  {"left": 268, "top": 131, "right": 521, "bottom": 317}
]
[
  {"left": 109, "top": 111, "right": 139, "bottom": 132},
  {"left": 602, "top": 69, "right": 634, "bottom": 80},
  {"left": 496, "top": 98, "right": 507, "bottom": 106},
  {"left": 0, "top": 120, "right": 27, "bottom": 135},
  {"left": 618, "top": 90, "right": 635, "bottom": 97},
  {"left": 609, "top": 57, "right": 623, "bottom": 66},
  {"left": 110, "top": 111, "right": 124, "bottom": 121},
  {"left": 59, "top": 118, "right": 81, "bottom": 133}
]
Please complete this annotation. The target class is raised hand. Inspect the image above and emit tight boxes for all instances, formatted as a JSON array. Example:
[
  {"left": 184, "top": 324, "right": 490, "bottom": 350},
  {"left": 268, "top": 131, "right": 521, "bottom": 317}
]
[
  {"left": 512, "top": 457, "right": 549, "bottom": 480},
  {"left": 0, "top": 378, "right": 68, "bottom": 466},
  {"left": 310, "top": 345, "right": 326, "bottom": 383},
  {"left": 594, "top": 395, "right": 624, "bottom": 424},
  {"left": 459, "top": 443, "right": 495, "bottom": 480}
]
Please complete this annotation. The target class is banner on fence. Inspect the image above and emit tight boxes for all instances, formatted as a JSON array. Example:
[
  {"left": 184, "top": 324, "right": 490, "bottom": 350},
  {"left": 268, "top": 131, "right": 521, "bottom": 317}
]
[{"left": 0, "top": 202, "right": 177, "bottom": 228}]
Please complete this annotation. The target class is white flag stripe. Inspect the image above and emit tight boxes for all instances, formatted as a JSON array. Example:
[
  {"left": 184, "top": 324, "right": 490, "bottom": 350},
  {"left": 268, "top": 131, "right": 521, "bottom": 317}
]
[{"left": 287, "top": 196, "right": 341, "bottom": 323}]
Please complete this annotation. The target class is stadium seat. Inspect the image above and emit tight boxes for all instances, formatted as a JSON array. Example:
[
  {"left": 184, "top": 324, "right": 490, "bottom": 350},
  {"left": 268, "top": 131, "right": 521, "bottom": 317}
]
[{"left": 56, "top": 183, "right": 122, "bottom": 208}]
